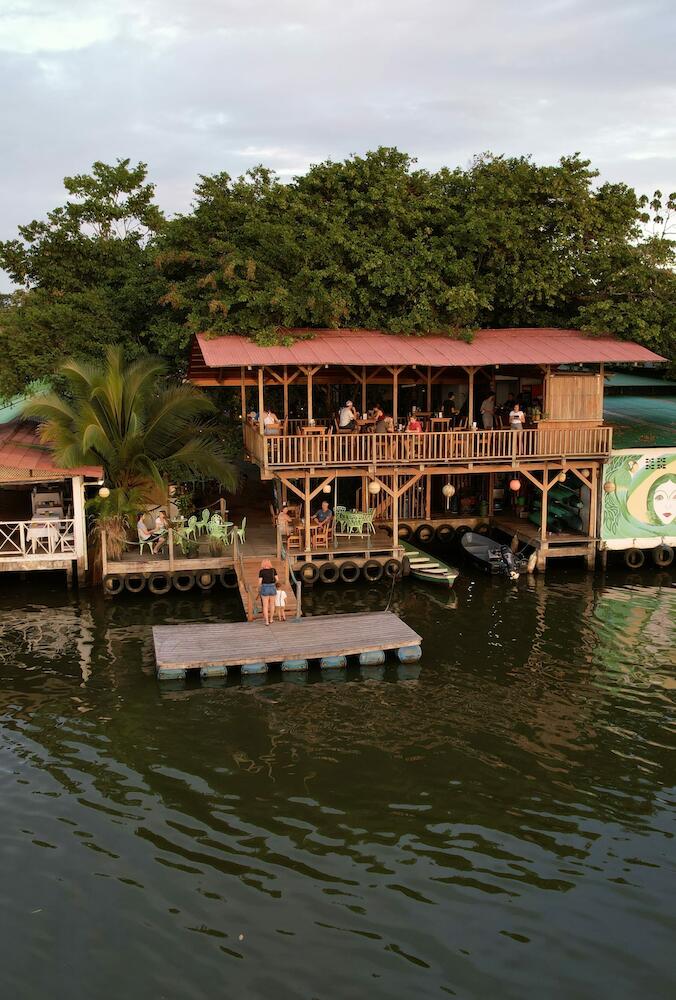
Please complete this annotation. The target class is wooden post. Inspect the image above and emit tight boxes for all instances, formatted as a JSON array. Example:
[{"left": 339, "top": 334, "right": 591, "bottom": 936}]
[
  {"left": 393, "top": 368, "right": 399, "bottom": 425},
  {"left": 427, "top": 366, "right": 432, "bottom": 412},
  {"left": 257, "top": 367, "right": 264, "bottom": 435},
  {"left": 101, "top": 528, "right": 108, "bottom": 578},
  {"left": 304, "top": 474, "right": 311, "bottom": 552},
  {"left": 588, "top": 464, "right": 599, "bottom": 569},
  {"left": 468, "top": 368, "right": 475, "bottom": 426},
  {"left": 488, "top": 472, "right": 495, "bottom": 517},
  {"left": 540, "top": 468, "right": 549, "bottom": 546},
  {"left": 168, "top": 526, "right": 175, "bottom": 572},
  {"left": 307, "top": 370, "right": 313, "bottom": 422},
  {"left": 361, "top": 366, "right": 367, "bottom": 415},
  {"left": 71, "top": 474, "right": 88, "bottom": 583},
  {"left": 425, "top": 474, "right": 432, "bottom": 520},
  {"left": 283, "top": 365, "right": 289, "bottom": 420},
  {"left": 393, "top": 471, "right": 399, "bottom": 546},
  {"left": 240, "top": 367, "right": 247, "bottom": 421}
]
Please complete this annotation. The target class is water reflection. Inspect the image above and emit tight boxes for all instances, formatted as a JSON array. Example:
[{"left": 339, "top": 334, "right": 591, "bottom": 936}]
[{"left": 0, "top": 569, "right": 674, "bottom": 999}]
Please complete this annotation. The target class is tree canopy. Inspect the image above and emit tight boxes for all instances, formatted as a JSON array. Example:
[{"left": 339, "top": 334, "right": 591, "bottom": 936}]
[{"left": 1, "top": 149, "right": 673, "bottom": 395}]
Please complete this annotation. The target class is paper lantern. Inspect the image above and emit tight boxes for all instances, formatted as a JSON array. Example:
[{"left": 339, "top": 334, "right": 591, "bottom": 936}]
[
  {"left": 558, "top": 472, "right": 567, "bottom": 483},
  {"left": 603, "top": 481, "right": 616, "bottom": 494},
  {"left": 368, "top": 481, "right": 382, "bottom": 495},
  {"left": 322, "top": 484, "right": 332, "bottom": 493},
  {"left": 442, "top": 483, "right": 456, "bottom": 498},
  {"left": 98, "top": 486, "right": 110, "bottom": 499},
  {"left": 509, "top": 478, "right": 521, "bottom": 492}
]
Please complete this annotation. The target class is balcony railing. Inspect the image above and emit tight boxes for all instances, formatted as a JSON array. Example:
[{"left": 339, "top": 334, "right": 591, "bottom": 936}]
[
  {"left": 244, "top": 423, "right": 612, "bottom": 472},
  {"left": 0, "top": 519, "right": 77, "bottom": 560}
]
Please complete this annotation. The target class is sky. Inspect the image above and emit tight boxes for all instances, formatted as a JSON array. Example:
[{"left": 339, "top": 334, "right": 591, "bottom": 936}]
[{"left": 1, "top": 0, "right": 675, "bottom": 289}]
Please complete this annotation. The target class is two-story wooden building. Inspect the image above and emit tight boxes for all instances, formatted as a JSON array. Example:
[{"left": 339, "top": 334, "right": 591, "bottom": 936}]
[{"left": 188, "top": 327, "right": 666, "bottom": 572}]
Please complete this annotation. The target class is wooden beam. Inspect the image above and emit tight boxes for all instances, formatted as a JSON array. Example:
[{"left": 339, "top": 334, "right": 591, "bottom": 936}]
[
  {"left": 304, "top": 473, "right": 311, "bottom": 552},
  {"left": 309, "top": 474, "right": 335, "bottom": 502},
  {"left": 427, "top": 366, "right": 432, "bottom": 411},
  {"left": 276, "top": 474, "right": 306, "bottom": 501},
  {"left": 240, "top": 367, "right": 247, "bottom": 421},
  {"left": 283, "top": 365, "right": 289, "bottom": 420},
  {"left": 361, "top": 367, "right": 367, "bottom": 414},
  {"left": 392, "top": 471, "right": 399, "bottom": 544},
  {"left": 257, "top": 367, "right": 264, "bottom": 436}
]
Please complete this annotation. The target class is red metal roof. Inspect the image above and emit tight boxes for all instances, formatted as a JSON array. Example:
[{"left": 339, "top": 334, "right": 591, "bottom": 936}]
[
  {"left": 0, "top": 421, "right": 101, "bottom": 478},
  {"left": 194, "top": 328, "right": 667, "bottom": 369}
]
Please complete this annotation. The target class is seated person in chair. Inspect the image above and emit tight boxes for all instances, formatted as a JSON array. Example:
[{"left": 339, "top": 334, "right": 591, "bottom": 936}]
[
  {"left": 338, "top": 400, "right": 357, "bottom": 431},
  {"left": 137, "top": 513, "right": 163, "bottom": 555},
  {"left": 312, "top": 501, "right": 333, "bottom": 527}
]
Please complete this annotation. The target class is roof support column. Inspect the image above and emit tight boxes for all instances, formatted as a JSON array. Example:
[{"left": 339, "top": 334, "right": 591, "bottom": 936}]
[
  {"left": 240, "top": 366, "right": 247, "bottom": 422},
  {"left": 257, "top": 367, "right": 265, "bottom": 435},
  {"left": 361, "top": 367, "right": 367, "bottom": 415},
  {"left": 283, "top": 365, "right": 289, "bottom": 420}
]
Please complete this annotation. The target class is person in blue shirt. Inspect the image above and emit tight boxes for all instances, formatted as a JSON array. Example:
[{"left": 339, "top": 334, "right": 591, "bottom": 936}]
[{"left": 312, "top": 501, "right": 333, "bottom": 526}]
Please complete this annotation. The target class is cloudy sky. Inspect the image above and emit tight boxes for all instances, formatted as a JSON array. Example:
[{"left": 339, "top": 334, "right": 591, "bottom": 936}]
[{"left": 1, "top": 0, "right": 674, "bottom": 287}]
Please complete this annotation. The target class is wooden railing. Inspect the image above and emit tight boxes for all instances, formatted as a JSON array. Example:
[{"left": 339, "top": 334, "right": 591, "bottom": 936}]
[
  {"left": 0, "top": 519, "right": 77, "bottom": 560},
  {"left": 244, "top": 424, "right": 612, "bottom": 471}
]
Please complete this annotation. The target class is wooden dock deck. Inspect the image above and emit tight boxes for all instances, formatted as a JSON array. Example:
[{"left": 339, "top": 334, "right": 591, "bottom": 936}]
[{"left": 153, "top": 611, "right": 422, "bottom": 679}]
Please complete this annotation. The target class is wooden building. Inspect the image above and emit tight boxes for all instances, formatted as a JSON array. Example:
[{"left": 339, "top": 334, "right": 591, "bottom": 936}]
[
  {"left": 187, "top": 327, "right": 666, "bottom": 571},
  {"left": 0, "top": 420, "right": 100, "bottom": 585}
]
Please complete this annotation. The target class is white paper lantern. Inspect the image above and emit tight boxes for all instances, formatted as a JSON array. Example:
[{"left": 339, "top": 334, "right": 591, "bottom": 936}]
[
  {"left": 442, "top": 483, "right": 456, "bottom": 498},
  {"left": 322, "top": 484, "right": 332, "bottom": 493},
  {"left": 558, "top": 472, "right": 567, "bottom": 483},
  {"left": 368, "top": 481, "right": 382, "bottom": 495},
  {"left": 98, "top": 486, "right": 110, "bottom": 499}
]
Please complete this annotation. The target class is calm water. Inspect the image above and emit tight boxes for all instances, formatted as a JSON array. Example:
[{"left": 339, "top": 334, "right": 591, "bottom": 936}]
[{"left": 0, "top": 565, "right": 674, "bottom": 999}]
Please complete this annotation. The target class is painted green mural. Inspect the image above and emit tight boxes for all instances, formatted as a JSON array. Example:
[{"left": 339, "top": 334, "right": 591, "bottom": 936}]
[{"left": 601, "top": 449, "right": 676, "bottom": 547}]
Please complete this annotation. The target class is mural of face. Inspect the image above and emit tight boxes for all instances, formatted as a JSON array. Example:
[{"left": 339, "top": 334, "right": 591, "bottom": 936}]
[{"left": 650, "top": 477, "right": 676, "bottom": 525}]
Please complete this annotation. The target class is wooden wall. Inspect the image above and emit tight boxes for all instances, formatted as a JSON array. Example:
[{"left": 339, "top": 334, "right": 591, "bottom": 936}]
[{"left": 545, "top": 374, "right": 603, "bottom": 423}]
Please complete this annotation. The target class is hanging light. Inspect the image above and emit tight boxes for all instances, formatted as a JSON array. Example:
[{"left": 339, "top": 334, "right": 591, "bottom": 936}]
[
  {"left": 98, "top": 486, "right": 110, "bottom": 499},
  {"left": 442, "top": 483, "right": 455, "bottom": 498},
  {"left": 509, "top": 478, "right": 521, "bottom": 492},
  {"left": 558, "top": 472, "right": 567, "bottom": 483},
  {"left": 322, "top": 484, "right": 332, "bottom": 494},
  {"left": 368, "top": 481, "right": 382, "bottom": 495}
]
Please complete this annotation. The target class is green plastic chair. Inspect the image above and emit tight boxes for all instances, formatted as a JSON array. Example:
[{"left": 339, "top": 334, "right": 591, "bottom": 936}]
[
  {"left": 334, "top": 505, "right": 348, "bottom": 532},
  {"left": 138, "top": 535, "right": 154, "bottom": 555},
  {"left": 198, "top": 508, "right": 211, "bottom": 534},
  {"left": 235, "top": 516, "right": 247, "bottom": 544},
  {"left": 183, "top": 515, "right": 198, "bottom": 540}
]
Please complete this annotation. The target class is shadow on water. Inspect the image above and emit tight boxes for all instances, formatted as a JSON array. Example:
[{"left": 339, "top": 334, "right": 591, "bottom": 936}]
[{"left": 0, "top": 566, "right": 674, "bottom": 999}]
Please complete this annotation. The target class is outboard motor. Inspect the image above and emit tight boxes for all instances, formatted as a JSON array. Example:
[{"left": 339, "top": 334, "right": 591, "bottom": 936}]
[{"left": 499, "top": 545, "right": 520, "bottom": 581}]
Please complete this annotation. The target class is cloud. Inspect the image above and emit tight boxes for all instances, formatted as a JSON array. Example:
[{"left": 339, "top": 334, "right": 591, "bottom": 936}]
[{"left": 1, "top": 0, "right": 675, "bottom": 290}]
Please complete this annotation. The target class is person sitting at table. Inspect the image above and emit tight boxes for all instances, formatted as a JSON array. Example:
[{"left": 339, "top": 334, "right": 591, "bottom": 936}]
[
  {"left": 338, "top": 400, "right": 357, "bottom": 431},
  {"left": 262, "top": 408, "right": 280, "bottom": 434},
  {"left": 312, "top": 500, "right": 333, "bottom": 526},
  {"left": 371, "top": 403, "right": 384, "bottom": 424},
  {"left": 137, "top": 513, "right": 163, "bottom": 555},
  {"left": 374, "top": 410, "right": 390, "bottom": 433},
  {"left": 407, "top": 414, "right": 423, "bottom": 432}
]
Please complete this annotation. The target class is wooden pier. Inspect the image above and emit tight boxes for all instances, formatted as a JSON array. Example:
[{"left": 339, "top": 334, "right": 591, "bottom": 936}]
[{"left": 152, "top": 611, "right": 422, "bottom": 680}]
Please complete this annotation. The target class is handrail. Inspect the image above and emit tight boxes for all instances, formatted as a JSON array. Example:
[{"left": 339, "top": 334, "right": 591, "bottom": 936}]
[
  {"left": 233, "top": 531, "right": 256, "bottom": 620},
  {"left": 255, "top": 425, "right": 613, "bottom": 470},
  {"left": 0, "top": 518, "right": 77, "bottom": 559},
  {"left": 284, "top": 546, "right": 302, "bottom": 620}
]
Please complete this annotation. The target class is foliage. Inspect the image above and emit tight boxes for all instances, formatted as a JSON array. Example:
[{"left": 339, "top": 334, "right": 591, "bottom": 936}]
[
  {"left": 1, "top": 152, "right": 673, "bottom": 396},
  {"left": 0, "top": 159, "right": 168, "bottom": 396},
  {"left": 23, "top": 346, "right": 238, "bottom": 500}
]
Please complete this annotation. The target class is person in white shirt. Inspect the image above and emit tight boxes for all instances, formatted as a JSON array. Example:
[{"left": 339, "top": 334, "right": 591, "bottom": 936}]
[
  {"left": 275, "top": 583, "right": 288, "bottom": 622},
  {"left": 338, "top": 401, "right": 357, "bottom": 431},
  {"left": 509, "top": 403, "right": 525, "bottom": 430},
  {"left": 480, "top": 393, "right": 496, "bottom": 429}
]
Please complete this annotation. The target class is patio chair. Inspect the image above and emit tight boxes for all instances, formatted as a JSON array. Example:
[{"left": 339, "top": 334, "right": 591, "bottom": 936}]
[
  {"left": 183, "top": 515, "right": 198, "bottom": 540},
  {"left": 363, "top": 509, "right": 376, "bottom": 533},
  {"left": 197, "top": 508, "right": 211, "bottom": 534},
  {"left": 138, "top": 535, "right": 154, "bottom": 555},
  {"left": 334, "top": 505, "right": 348, "bottom": 532},
  {"left": 235, "top": 516, "right": 247, "bottom": 544}
]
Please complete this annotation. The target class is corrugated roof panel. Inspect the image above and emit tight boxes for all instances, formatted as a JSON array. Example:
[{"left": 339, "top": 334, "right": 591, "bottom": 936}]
[
  {"left": 194, "top": 328, "right": 667, "bottom": 369},
  {"left": 0, "top": 422, "right": 101, "bottom": 478}
]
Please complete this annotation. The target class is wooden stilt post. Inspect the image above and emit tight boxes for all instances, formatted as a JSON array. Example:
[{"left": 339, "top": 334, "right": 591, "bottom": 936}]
[
  {"left": 393, "top": 368, "right": 398, "bottom": 425},
  {"left": 488, "top": 472, "right": 495, "bottom": 518},
  {"left": 283, "top": 365, "right": 289, "bottom": 420},
  {"left": 304, "top": 473, "right": 311, "bottom": 552},
  {"left": 393, "top": 470, "right": 399, "bottom": 546},
  {"left": 257, "top": 367, "right": 264, "bottom": 436},
  {"left": 425, "top": 474, "right": 432, "bottom": 520},
  {"left": 361, "top": 366, "right": 367, "bottom": 415},
  {"left": 427, "top": 366, "right": 432, "bottom": 412},
  {"left": 307, "top": 370, "right": 313, "bottom": 422},
  {"left": 588, "top": 463, "right": 599, "bottom": 570}
]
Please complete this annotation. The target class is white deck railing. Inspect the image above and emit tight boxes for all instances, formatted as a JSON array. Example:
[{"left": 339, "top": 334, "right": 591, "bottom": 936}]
[{"left": 0, "top": 519, "right": 77, "bottom": 560}]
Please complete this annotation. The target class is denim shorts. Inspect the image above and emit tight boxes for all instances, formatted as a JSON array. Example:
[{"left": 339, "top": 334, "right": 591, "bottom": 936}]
[{"left": 260, "top": 583, "right": 277, "bottom": 597}]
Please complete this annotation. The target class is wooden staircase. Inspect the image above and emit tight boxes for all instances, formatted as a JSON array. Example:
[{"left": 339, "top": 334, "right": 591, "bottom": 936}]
[{"left": 235, "top": 555, "right": 299, "bottom": 622}]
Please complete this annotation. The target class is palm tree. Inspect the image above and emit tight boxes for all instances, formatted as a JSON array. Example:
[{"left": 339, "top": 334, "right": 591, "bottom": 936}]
[{"left": 23, "top": 347, "right": 237, "bottom": 497}]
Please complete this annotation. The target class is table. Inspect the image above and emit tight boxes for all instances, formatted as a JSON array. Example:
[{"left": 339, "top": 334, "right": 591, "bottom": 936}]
[{"left": 429, "top": 417, "right": 452, "bottom": 431}]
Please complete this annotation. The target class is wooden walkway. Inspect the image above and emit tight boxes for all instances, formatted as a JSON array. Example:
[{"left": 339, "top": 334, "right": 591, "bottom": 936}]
[
  {"left": 236, "top": 555, "right": 298, "bottom": 621},
  {"left": 153, "top": 611, "right": 422, "bottom": 679}
]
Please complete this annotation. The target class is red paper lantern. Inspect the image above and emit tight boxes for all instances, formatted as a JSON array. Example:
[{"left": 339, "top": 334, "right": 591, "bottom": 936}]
[{"left": 509, "top": 478, "right": 521, "bottom": 492}]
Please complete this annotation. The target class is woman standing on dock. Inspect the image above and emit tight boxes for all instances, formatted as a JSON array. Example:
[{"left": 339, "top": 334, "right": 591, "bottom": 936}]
[{"left": 258, "top": 559, "right": 278, "bottom": 626}]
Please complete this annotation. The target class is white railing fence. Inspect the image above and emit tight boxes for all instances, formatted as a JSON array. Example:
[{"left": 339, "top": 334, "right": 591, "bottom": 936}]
[{"left": 0, "top": 519, "right": 77, "bottom": 559}]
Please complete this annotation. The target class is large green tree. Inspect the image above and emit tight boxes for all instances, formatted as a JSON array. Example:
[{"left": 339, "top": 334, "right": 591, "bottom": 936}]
[{"left": 0, "top": 159, "right": 169, "bottom": 396}]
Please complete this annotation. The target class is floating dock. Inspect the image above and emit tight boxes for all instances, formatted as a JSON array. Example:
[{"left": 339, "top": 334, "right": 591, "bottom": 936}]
[{"left": 152, "top": 611, "right": 422, "bottom": 680}]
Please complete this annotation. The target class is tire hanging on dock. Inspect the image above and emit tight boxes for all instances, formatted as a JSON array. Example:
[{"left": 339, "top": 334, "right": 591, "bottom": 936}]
[
  {"left": 475, "top": 522, "right": 491, "bottom": 535},
  {"left": 383, "top": 558, "right": 402, "bottom": 580},
  {"left": 196, "top": 570, "right": 217, "bottom": 590},
  {"left": 219, "top": 568, "right": 238, "bottom": 588},
  {"left": 148, "top": 573, "right": 171, "bottom": 595},
  {"left": 318, "top": 561, "right": 340, "bottom": 584},
  {"left": 624, "top": 547, "right": 645, "bottom": 570},
  {"left": 435, "top": 523, "right": 455, "bottom": 544},
  {"left": 415, "top": 523, "right": 435, "bottom": 544},
  {"left": 172, "top": 571, "right": 195, "bottom": 592},
  {"left": 103, "top": 574, "right": 123, "bottom": 596},
  {"left": 339, "top": 560, "right": 360, "bottom": 584},
  {"left": 363, "top": 559, "right": 384, "bottom": 582},
  {"left": 652, "top": 544, "right": 673, "bottom": 568},
  {"left": 299, "top": 562, "right": 319, "bottom": 585},
  {"left": 454, "top": 524, "right": 472, "bottom": 540},
  {"left": 124, "top": 573, "right": 146, "bottom": 594},
  {"left": 397, "top": 523, "right": 413, "bottom": 541}
]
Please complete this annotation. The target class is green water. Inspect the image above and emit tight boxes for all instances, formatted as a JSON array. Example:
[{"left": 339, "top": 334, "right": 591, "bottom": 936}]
[{"left": 0, "top": 567, "right": 674, "bottom": 999}]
